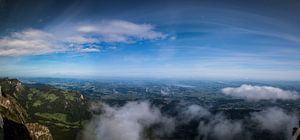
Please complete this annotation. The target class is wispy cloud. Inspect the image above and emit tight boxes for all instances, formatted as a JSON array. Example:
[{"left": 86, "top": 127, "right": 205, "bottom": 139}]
[
  {"left": 0, "top": 29, "right": 99, "bottom": 56},
  {"left": 0, "top": 20, "right": 165, "bottom": 56},
  {"left": 76, "top": 20, "right": 166, "bottom": 43},
  {"left": 250, "top": 107, "right": 298, "bottom": 134},
  {"left": 77, "top": 47, "right": 101, "bottom": 53},
  {"left": 0, "top": 29, "right": 62, "bottom": 56},
  {"left": 197, "top": 113, "right": 243, "bottom": 140},
  {"left": 81, "top": 101, "right": 174, "bottom": 140},
  {"left": 181, "top": 104, "right": 211, "bottom": 123},
  {"left": 65, "top": 36, "right": 99, "bottom": 44},
  {"left": 179, "top": 104, "right": 244, "bottom": 140},
  {"left": 222, "top": 84, "right": 299, "bottom": 101}
]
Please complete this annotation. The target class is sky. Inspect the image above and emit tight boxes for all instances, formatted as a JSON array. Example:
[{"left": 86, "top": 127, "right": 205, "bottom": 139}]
[{"left": 0, "top": 0, "right": 300, "bottom": 80}]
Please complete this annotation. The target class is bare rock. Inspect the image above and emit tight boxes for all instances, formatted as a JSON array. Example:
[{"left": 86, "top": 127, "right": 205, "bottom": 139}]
[{"left": 26, "top": 123, "right": 53, "bottom": 140}]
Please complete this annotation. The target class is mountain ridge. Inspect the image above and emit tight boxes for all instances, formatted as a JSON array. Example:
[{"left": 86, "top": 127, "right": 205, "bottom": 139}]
[{"left": 0, "top": 78, "right": 90, "bottom": 140}]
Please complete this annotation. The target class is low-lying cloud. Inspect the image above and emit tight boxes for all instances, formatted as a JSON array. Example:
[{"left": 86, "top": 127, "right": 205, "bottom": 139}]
[
  {"left": 222, "top": 84, "right": 299, "bottom": 101},
  {"left": 81, "top": 101, "right": 174, "bottom": 140},
  {"left": 180, "top": 104, "right": 244, "bottom": 140},
  {"left": 251, "top": 107, "right": 298, "bottom": 133},
  {"left": 182, "top": 105, "right": 298, "bottom": 140},
  {"left": 198, "top": 114, "right": 244, "bottom": 140},
  {"left": 81, "top": 101, "right": 299, "bottom": 140},
  {"left": 181, "top": 104, "right": 211, "bottom": 122}
]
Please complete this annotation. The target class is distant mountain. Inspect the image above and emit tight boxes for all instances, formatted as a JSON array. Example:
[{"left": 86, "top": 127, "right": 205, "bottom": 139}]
[{"left": 0, "top": 78, "right": 91, "bottom": 140}]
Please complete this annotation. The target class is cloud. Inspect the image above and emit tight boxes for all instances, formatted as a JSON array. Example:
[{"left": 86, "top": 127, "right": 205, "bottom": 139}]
[
  {"left": 180, "top": 104, "right": 244, "bottom": 140},
  {"left": 0, "top": 29, "right": 63, "bottom": 56},
  {"left": 77, "top": 47, "right": 101, "bottom": 53},
  {"left": 81, "top": 101, "right": 175, "bottom": 140},
  {"left": 77, "top": 20, "right": 166, "bottom": 43},
  {"left": 181, "top": 104, "right": 211, "bottom": 122},
  {"left": 180, "top": 104, "right": 299, "bottom": 140},
  {"left": 0, "top": 20, "right": 165, "bottom": 56},
  {"left": 81, "top": 102, "right": 299, "bottom": 140},
  {"left": 160, "top": 87, "right": 172, "bottom": 96},
  {"left": 222, "top": 84, "right": 299, "bottom": 101},
  {"left": 65, "top": 36, "right": 99, "bottom": 44},
  {"left": 77, "top": 25, "right": 99, "bottom": 33},
  {"left": 0, "top": 29, "right": 98, "bottom": 56},
  {"left": 182, "top": 105, "right": 298, "bottom": 140},
  {"left": 250, "top": 107, "right": 298, "bottom": 133},
  {"left": 197, "top": 114, "right": 243, "bottom": 140}
]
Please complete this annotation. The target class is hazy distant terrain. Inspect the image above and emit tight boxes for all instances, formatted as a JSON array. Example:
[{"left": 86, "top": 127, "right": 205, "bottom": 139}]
[{"left": 19, "top": 77, "right": 300, "bottom": 140}]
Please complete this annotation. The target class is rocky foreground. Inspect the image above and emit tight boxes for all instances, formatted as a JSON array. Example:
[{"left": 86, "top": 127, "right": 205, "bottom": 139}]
[{"left": 0, "top": 78, "right": 90, "bottom": 140}]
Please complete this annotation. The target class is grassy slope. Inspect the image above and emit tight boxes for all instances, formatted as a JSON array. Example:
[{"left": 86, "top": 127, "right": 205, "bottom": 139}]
[{"left": 0, "top": 79, "right": 90, "bottom": 140}]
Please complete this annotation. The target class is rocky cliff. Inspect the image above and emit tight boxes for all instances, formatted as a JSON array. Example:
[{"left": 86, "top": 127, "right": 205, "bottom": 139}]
[
  {"left": 0, "top": 78, "right": 90, "bottom": 140},
  {"left": 0, "top": 78, "right": 53, "bottom": 140}
]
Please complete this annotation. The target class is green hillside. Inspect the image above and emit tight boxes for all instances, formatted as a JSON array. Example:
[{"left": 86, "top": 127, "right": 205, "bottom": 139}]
[{"left": 0, "top": 78, "right": 91, "bottom": 140}]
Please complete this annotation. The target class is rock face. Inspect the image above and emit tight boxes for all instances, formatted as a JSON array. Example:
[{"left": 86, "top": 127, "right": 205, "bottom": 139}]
[
  {"left": 0, "top": 78, "right": 90, "bottom": 140},
  {"left": 0, "top": 78, "right": 53, "bottom": 140},
  {"left": 2, "top": 117, "right": 31, "bottom": 140},
  {"left": 26, "top": 123, "right": 52, "bottom": 140}
]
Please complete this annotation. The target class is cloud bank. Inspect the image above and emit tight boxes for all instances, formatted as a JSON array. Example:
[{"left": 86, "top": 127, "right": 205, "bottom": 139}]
[
  {"left": 81, "top": 101, "right": 299, "bottom": 140},
  {"left": 251, "top": 107, "right": 298, "bottom": 133},
  {"left": 81, "top": 101, "right": 174, "bottom": 140},
  {"left": 182, "top": 105, "right": 298, "bottom": 140},
  {"left": 0, "top": 20, "right": 165, "bottom": 56},
  {"left": 180, "top": 104, "right": 244, "bottom": 140},
  {"left": 197, "top": 114, "right": 243, "bottom": 140},
  {"left": 222, "top": 84, "right": 299, "bottom": 101}
]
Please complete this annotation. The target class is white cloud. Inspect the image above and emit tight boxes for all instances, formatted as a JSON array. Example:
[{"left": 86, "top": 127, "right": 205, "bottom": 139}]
[
  {"left": 77, "top": 25, "right": 99, "bottom": 33},
  {"left": 80, "top": 102, "right": 299, "bottom": 140},
  {"left": 222, "top": 84, "right": 299, "bottom": 101},
  {"left": 77, "top": 48, "right": 101, "bottom": 53},
  {"left": 0, "top": 20, "right": 165, "bottom": 56},
  {"left": 77, "top": 20, "right": 166, "bottom": 43},
  {"left": 198, "top": 114, "right": 243, "bottom": 140},
  {"left": 81, "top": 101, "right": 174, "bottom": 140},
  {"left": 180, "top": 104, "right": 244, "bottom": 140},
  {"left": 181, "top": 104, "right": 211, "bottom": 122},
  {"left": 169, "top": 36, "right": 177, "bottom": 40},
  {"left": 0, "top": 29, "right": 99, "bottom": 56},
  {"left": 0, "top": 29, "right": 63, "bottom": 56},
  {"left": 66, "top": 36, "right": 98, "bottom": 44},
  {"left": 250, "top": 107, "right": 298, "bottom": 133}
]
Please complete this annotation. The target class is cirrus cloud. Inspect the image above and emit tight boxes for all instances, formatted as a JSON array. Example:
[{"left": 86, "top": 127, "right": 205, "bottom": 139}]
[{"left": 222, "top": 84, "right": 299, "bottom": 101}]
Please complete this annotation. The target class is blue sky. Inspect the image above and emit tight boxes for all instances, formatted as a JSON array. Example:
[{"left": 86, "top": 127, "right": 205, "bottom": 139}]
[{"left": 0, "top": 0, "right": 300, "bottom": 80}]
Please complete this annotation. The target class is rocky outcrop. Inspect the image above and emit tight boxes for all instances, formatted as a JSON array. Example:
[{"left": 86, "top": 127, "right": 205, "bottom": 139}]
[
  {"left": 0, "top": 94, "right": 28, "bottom": 123},
  {"left": 0, "top": 78, "right": 53, "bottom": 140},
  {"left": 26, "top": 123, "right": 52, "bottom": 140},
  {"left": 2, "top": 117, "right": 31, "bottom": 140},
  {"left": 0, "top": 78, "right": 91, "bottom": 140}
]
